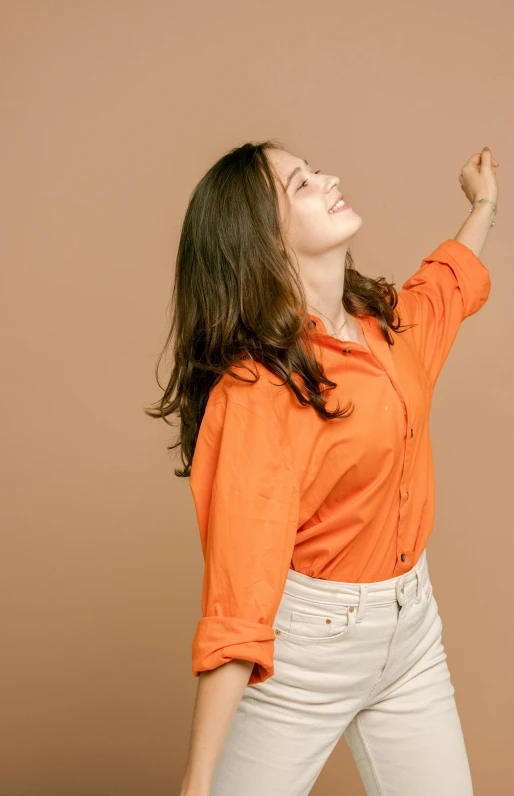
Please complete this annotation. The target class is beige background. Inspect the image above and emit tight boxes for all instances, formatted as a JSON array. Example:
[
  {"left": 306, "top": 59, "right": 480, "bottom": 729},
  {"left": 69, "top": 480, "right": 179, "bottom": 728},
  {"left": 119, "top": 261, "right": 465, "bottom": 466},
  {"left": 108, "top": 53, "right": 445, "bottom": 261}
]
[{"left": 1, "top": 1, "right": 512, "bottom": 794}]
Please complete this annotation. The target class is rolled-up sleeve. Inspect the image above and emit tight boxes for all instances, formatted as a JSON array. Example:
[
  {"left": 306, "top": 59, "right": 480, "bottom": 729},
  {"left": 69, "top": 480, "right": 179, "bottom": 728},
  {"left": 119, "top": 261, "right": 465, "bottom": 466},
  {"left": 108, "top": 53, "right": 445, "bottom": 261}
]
[
  {"left": 396, "top": 238, "right": 491, "bottom": 388},
  {"left": 189, "top": 397, "right": 300, "bottom": 685}
]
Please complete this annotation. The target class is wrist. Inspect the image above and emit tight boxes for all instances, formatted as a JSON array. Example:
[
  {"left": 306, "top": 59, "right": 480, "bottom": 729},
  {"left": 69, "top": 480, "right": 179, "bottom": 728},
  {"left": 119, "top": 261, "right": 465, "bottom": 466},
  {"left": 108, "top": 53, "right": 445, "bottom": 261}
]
[
  {"left": 180, "top": 785, "right": 211, "bottom": 796},
  {"left": 469, "top": 198, "right": 497, "bottom": 228},
  {"left": 470, "top": 198, "right": 497, "bottom": 211},
  {"left": 180, "top": 791, "right": 210, "bottom": 796},
  {"left": 180, "top": 773, "right": 211, "bottom": 796}
]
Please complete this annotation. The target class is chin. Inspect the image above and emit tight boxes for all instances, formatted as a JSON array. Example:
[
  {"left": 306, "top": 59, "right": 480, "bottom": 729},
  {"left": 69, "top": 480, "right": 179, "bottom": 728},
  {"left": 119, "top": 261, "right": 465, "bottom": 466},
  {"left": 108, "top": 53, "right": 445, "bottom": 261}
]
[
  {"left": 348, "top": 210, "right": 363, "bottom": 225},
  {"left": 341, "top": 213, "right": 363, "bottom": 239}
]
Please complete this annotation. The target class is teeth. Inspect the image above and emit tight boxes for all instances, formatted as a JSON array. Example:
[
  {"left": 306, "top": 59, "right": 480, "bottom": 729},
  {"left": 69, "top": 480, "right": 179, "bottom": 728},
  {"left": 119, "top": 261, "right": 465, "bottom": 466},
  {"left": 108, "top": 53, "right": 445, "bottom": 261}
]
[{"left": 329, "top": 198, "right": 346, "bottom": 213}]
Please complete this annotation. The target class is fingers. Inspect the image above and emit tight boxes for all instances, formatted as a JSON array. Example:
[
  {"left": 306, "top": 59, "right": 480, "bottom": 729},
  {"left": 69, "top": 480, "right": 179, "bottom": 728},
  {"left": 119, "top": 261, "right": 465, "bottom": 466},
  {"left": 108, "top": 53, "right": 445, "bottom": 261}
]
[
  {"left": 481, "top": 147, "right": 499, "bottom": 167},
  {"left": 479, "top": 147, "right": 499, "bottom": 167},
  {"left": 464, "top": 150, "right": 499, "bottom": 169}
]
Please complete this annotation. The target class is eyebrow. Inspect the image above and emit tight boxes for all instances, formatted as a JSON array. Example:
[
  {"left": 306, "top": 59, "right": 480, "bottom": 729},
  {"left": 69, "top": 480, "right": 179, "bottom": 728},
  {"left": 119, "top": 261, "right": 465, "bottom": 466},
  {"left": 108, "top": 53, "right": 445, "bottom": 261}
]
[{"left": 284, "top": 159, "right": 309, "bottom": 191}]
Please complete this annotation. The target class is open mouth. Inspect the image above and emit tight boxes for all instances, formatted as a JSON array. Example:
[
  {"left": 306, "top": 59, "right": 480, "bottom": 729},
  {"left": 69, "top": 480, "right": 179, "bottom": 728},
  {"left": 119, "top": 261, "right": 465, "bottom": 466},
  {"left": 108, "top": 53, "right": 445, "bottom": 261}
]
[
  {"left": 328, "top": 196, "right": 346, "bottom": 213},
  {"left": 329, "top": 198, "right": 348, "bottom": 213}
]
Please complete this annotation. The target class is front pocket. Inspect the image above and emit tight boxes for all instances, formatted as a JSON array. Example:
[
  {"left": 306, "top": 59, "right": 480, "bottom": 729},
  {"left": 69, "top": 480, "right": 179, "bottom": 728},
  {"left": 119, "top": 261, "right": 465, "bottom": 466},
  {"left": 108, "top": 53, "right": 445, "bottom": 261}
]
[{"left": 276, "top": 605, "right": 355, "bottom": 643}]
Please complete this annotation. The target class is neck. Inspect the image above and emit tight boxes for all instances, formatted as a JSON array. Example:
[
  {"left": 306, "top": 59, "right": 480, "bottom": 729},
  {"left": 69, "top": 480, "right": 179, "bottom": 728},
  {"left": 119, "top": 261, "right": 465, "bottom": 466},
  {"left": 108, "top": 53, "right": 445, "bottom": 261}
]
[{"left": 308, "top": 303, "right": 349, "bottom": 333}]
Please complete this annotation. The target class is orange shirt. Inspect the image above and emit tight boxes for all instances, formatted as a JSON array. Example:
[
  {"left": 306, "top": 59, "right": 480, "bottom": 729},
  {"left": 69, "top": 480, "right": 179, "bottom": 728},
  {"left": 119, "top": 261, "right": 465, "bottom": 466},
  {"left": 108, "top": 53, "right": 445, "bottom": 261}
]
[{"left": 189, "top": 238, "right": 491, "bottom": 685}]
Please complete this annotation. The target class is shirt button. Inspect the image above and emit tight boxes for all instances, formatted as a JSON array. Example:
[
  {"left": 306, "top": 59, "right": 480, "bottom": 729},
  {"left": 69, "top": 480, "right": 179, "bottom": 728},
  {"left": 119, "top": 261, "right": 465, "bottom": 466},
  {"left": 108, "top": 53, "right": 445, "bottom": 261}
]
[
  {"left": 308, "top": 320, "right": 316, "bottom": 328},
  {"left": 348, "top": 606, "right": 355, "bottom": 613},
  {"left": 401, "top": 554, "right": 406, "bottom": 562},
  {"left": 275, "top": 629, "right": 281, "bottom": 635}
]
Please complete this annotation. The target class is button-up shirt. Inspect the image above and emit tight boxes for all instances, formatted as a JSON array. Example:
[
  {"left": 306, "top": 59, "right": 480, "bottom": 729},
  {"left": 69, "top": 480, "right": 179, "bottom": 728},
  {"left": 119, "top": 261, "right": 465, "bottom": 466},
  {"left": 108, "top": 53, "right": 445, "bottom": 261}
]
[{"left": 189, "top": 239, "right": 491, "bottom": 685}]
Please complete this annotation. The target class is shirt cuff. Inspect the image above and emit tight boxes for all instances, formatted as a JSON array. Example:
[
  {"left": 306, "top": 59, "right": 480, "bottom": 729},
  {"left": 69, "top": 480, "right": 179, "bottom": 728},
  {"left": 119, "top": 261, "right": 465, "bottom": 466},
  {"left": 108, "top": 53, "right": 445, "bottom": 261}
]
[
  {"left": 419, "top": 238, "right": 491, "bottom": 319},
  {"left": 192, "top": 615, "right": 277, "bottom": 685}
]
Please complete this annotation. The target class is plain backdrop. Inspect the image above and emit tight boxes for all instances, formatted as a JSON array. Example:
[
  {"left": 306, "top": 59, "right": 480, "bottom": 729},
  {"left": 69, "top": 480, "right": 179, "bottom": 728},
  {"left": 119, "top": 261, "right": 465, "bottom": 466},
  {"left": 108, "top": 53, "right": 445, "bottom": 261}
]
[{"left": 1, "top": 1, "right": 513, "bottom": 794}]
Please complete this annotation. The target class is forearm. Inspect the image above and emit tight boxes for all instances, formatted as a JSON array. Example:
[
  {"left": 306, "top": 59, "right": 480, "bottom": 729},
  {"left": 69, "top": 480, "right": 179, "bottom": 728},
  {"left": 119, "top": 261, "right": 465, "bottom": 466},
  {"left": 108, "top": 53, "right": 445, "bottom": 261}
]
[
  {"left": 453, "top": 201, "right": 496, "bottom": 259},
  {"left": 180, "top": 658, "right": 255, "bottom": 795}
]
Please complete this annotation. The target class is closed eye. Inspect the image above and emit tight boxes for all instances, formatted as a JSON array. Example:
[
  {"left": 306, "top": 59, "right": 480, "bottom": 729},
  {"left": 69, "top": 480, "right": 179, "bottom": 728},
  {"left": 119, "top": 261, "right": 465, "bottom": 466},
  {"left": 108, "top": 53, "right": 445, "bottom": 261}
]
[{"left": 298, "top": 170, "right": 321, "bottom": 190}]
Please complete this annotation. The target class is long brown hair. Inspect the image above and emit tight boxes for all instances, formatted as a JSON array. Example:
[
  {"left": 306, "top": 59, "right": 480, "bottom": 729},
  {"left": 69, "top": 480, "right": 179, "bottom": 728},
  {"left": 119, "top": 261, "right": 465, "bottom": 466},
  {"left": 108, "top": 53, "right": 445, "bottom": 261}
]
[{"left": 144, "top": 139, "right": 414, "bottom": 477}]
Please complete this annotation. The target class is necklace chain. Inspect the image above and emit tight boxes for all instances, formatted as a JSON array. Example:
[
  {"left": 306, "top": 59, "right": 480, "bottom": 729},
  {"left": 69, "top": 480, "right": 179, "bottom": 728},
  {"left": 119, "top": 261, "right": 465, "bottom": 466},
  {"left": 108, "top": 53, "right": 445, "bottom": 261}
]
[{"left": 310, "top": 307, "right": 349, "bottom": 337}]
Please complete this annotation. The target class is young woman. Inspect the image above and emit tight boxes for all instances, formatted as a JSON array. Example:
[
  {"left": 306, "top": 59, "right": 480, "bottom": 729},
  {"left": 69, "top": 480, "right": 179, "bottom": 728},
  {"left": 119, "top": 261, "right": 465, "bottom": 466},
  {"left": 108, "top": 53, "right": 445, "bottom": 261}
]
[{"left": 147, "top": 140, "right": 499, "bottom": 796}]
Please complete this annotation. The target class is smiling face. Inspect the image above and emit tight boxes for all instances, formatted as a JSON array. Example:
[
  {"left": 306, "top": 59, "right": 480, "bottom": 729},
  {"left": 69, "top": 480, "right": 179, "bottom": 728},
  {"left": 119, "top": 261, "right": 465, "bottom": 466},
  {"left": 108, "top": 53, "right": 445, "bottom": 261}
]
[{"left": 267, "top": 147, "right": 363, "bottom": 260}]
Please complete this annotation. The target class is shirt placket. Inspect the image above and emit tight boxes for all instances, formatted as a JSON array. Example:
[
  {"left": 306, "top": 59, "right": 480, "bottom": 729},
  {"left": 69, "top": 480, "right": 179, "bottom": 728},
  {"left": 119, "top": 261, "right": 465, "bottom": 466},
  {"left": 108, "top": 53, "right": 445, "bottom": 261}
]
[{"left": 360, "top": 320, "right": 414, "bottom": 575}]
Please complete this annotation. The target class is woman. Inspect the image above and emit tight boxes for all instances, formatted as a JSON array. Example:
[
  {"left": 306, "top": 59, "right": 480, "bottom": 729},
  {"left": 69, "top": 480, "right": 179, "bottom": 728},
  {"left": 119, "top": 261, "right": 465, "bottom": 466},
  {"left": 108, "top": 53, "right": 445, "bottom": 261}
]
[{"left": 146, "top": 140, "right": 499, "bottom": 795}]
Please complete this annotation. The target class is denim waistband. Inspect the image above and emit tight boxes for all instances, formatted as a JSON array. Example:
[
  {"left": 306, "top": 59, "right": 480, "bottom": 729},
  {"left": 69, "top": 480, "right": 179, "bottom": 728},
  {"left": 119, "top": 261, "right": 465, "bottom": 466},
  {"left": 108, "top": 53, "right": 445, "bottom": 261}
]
[{"left": 284, "top": 548, "right": 429, "bottom": 611}]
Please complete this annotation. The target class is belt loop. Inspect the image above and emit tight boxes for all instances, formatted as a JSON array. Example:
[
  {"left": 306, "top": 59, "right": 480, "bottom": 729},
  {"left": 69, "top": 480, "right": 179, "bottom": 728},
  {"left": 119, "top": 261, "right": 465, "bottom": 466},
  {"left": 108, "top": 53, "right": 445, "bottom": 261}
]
[
  {"left": 396, "top": 576, "right": 406, "bottom": 606},
  {"left": 415, "top": 569, "right": 423, "bottom": 603},
  {"left": 355, "top": 584, "right": 367, "bottom": 623}
]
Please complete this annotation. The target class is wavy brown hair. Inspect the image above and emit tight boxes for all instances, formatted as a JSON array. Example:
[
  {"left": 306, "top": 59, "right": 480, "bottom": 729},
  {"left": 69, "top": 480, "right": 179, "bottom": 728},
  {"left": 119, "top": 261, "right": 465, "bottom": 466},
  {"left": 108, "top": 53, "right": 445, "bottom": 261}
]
[{"left": 144, "top": 139, "right": 414, "bottom": 477}]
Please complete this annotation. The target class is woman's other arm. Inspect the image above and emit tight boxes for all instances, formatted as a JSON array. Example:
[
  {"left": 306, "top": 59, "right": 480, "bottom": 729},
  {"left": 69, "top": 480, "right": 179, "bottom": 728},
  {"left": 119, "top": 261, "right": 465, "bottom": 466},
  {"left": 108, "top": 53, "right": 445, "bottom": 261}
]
[
  {"left": 454, "top": 146, "right": 499, "bottom": 258},
  {"left": 182, "top": 395, "right": 300, "bottom": 794},
  {"left": 453, "top": 199, "right": 495, "bottom": 259},
  {"left": 180, "top": 658, "right": 254, "bottom": 795}
]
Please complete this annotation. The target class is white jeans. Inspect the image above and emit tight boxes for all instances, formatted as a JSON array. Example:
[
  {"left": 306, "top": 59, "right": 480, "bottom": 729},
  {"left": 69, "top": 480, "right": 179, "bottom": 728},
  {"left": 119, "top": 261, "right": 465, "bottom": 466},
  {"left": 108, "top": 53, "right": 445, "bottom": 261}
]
[{"left": 211, "top": 547, "right": 474, "bottom": 795}]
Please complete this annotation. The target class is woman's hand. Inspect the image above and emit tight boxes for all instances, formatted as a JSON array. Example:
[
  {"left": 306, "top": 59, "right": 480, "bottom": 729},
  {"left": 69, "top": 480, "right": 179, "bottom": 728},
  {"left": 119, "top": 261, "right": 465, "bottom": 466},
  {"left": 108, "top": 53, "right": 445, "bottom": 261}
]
[{"left": 458, "top": 146, "right": 499, "bottom": 207}]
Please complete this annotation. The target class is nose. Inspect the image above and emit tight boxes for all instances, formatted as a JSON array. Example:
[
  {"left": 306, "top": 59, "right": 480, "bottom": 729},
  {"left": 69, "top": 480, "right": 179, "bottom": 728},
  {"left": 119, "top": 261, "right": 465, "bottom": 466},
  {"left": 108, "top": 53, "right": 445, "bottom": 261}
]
[{"left": 325, "top": 175, "right": 340, "bottom": 193}]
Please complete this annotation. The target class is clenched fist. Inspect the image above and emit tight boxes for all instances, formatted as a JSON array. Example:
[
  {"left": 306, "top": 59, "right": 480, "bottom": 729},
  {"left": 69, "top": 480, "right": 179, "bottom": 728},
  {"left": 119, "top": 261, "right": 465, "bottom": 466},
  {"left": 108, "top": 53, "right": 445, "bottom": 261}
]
[{"left": 459, "top": 147, "right": 499, "bottom": 207}]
